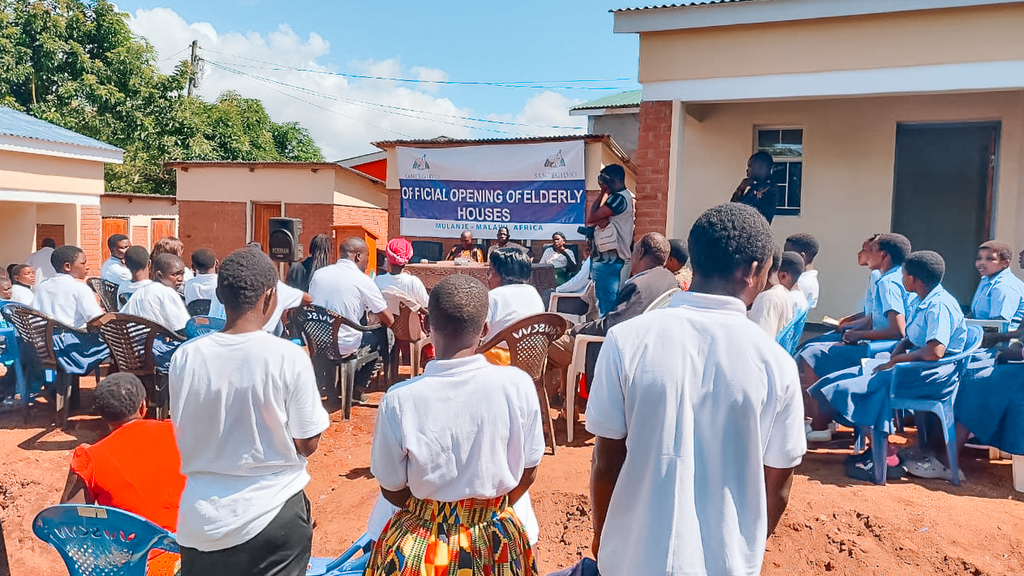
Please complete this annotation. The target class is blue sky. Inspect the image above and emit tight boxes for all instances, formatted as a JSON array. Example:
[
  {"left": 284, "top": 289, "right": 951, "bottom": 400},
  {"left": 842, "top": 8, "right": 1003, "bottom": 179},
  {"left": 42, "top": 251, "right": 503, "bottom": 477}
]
[{"left": 116, "top": 0, "right": 641, "bottom": 159}]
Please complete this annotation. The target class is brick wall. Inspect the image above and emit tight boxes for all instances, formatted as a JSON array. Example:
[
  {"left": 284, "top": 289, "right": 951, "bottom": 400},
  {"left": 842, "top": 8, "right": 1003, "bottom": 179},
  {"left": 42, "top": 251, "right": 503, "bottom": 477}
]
[
  {"left": 333, "top": 205, "right": 388, "bottom": 244},
  {"left": 387, "top": 189, "right": 401, "bottom": 241},
  {"left": 132, "top": 225, "right": 149, "bottom": 249},
  {"left": 178, "top": 200, "right": 247, "bottom": 261},
  {"left": 79, "top": 205, "right": 102, "bottom": 275},
  {"left": 284, "top": 203, "right": 334, "bottom": 254},
  {"left": 634, "top": 100, "right": 674, "bottom": 238}
]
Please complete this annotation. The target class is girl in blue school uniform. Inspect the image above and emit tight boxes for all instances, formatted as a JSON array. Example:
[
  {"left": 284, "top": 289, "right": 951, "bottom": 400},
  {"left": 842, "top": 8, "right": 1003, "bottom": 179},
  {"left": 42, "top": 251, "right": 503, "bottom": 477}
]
[
  {"left": 969, "top": 241, "right": 1024, "bottom": 348},
  {"left": 810, "top": 251, "right": 968, "bottom": 482},
  {"left": 800, "top": 233, "right": 914, "bottom": 442}
]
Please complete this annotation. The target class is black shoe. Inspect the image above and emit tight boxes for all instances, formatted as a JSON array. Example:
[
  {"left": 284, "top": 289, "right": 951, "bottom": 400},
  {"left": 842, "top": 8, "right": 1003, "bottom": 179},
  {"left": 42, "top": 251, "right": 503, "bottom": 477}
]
[{"left": 845, "top": 450, "right": 906, "bottom": 481}]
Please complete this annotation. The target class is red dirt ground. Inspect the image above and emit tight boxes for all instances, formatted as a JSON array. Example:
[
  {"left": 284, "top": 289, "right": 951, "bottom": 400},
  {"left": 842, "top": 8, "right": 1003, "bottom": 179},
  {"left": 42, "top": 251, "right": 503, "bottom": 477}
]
[{"left": 3, "top": 380, "right": 1024, "bottom": 576}]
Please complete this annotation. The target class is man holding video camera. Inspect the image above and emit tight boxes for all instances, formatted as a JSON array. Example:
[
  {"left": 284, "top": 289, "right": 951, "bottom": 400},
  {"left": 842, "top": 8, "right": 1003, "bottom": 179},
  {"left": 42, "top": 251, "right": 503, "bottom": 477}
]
[{"left": 584, "top": 164, "right": 634, "bottom": 316}]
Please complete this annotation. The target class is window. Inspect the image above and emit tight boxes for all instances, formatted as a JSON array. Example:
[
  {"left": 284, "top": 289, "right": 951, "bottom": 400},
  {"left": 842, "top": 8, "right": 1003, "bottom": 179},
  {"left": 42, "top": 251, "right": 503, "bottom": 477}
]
[{"left": 756, "top": 128, "right": 803, "bottom": 216}]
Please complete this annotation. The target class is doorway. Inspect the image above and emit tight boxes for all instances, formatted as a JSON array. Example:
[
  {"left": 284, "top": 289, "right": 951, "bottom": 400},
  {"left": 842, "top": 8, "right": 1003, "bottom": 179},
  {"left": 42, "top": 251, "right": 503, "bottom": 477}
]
[
  {"left": 892, "top": 122, "right": 999, "bottom": 307},
  {"left": 252, "top": 203, "right": 282, "bottom": 254}
]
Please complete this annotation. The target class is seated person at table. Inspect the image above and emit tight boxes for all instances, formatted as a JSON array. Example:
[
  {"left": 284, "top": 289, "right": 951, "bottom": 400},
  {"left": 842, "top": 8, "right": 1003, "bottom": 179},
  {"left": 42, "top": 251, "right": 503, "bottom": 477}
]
[
  {"left": 749, "top": 250, "right": 805, "bottom": 338},
  {"left": 540, "top": 232, "right": 578, "bottom": 285},
  {"left": 799, "top": 234, "right": 912, "bottom": 441},
  {"left": 968, "top": 241, "right": 1024, "bottom": 346},
  {"left": 374, "top": 238, "right": 429, "bottom": 313},
  {"left": 785, "top": 233, "right": 820, "bottom": 310},
  {"left": 100, "top": 234, "right": 132, "bottom": 287},
  {"left": 184, "top": 248, "right": 219, "bottom": 305},
  {"left": 666, "top": 238, "right": 691, "bottom": 290},
  {"left": 481, "top": 247, "right": 545, "bottom": 366},
  {"left": 310, "top": 238, "right": 395, "bottom": 398},
  {"left": 445, "top": 230, "right": 485, "bottom": 263},
  {"left": 366, "top": 274, "right": 542, "bottom": 576},
  {"left": 810, "top": 251, "right": 967, "bottom": 480},
  {"left": 117, "top": 246, "right": 153, "bottom": 304},
  {"left": 488, "top": 226, "right": 526, "bottom": 262},
  {"left": 7, "top": 264, "right": 35, "bottom": 306},
  {"left": 123, "top": 254, "right": 190, "bottom": 335}
]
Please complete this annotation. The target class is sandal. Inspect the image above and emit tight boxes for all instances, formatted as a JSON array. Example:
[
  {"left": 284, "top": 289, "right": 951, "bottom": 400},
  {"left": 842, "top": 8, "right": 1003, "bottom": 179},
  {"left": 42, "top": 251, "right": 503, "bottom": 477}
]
[{"left": 905, "top": 454, "right": 966, "bottom": 482}]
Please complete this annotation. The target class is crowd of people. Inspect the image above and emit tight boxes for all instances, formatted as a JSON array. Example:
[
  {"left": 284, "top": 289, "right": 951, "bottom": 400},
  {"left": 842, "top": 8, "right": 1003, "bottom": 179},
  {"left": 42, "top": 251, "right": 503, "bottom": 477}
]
[{"left": 1, "top": 156, "right": 1023, "bottom": 576}]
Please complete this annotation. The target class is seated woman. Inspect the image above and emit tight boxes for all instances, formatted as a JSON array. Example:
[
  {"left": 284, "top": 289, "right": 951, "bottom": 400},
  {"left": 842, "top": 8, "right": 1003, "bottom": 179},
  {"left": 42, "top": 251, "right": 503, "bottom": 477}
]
[
  {"left": 481, "top": 248, "right": 545, "bottom": 366},
  {"left": 7, "top": 264, "right": 35, "bottom": 306},
  {"left": 62, "top": 373, "right": 186, "bottom": 575},
  {"left": 969, "top": 241, "right": 1024, "bottom": 348},
  {"left": 375, "top": 238, "right": 429, "bottom": 313},
  {"left": 540, "top": 232, "right": 578, "bottom": 285},
  {"left": 810, "top": 251, "right": 967, "bottom": 481},
  {"left": 367, "top": 275, "right": 541, "bottom": 576}
]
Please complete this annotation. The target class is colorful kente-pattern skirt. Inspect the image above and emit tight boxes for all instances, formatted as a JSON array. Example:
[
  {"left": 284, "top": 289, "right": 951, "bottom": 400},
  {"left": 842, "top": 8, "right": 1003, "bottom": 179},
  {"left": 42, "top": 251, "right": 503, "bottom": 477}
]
[{"left": 366, "top": 496, "right": 537, "bottom": 576}]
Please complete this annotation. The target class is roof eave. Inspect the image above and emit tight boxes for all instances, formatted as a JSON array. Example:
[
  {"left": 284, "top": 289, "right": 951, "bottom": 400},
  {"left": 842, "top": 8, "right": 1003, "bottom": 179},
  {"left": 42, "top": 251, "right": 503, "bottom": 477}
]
[{"left": 0, "top": 134, "right": 123, "bottom": 164}]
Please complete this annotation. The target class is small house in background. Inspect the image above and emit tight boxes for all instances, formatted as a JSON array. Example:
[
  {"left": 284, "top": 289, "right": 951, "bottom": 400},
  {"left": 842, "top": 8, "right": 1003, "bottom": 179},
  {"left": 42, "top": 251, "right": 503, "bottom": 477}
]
[
  {"left": 569, "top": 90, "right": 641, "bottom": 160},
  {"left": 100, "top": 193, "right": 178, "bottom": 260},
  {"left": 164, "top": 161, "right": 388, "bottom": 268},
  {"left": 0, "top": 106, "right": 123, "bottom": 272}
]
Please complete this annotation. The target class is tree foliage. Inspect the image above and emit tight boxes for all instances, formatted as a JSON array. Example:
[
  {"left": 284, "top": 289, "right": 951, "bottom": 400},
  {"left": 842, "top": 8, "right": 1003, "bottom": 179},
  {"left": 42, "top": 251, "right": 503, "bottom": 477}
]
[{"left": 0, "top": 0, "right": 323, "bottom": 195}]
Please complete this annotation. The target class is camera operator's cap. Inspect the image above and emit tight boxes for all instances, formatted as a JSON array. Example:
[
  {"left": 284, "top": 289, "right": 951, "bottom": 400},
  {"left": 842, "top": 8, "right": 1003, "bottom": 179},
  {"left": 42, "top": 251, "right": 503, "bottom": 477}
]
[{"left": 386, "top": 238, "right": 414, "bottom": 266}]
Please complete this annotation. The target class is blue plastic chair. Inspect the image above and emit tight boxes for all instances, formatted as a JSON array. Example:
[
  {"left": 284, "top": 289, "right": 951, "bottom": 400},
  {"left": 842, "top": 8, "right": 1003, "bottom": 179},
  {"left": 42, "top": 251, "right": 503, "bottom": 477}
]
[
  {"left": 0, "top": 321, "right": 28, "bottom": 415},
  {"left": 862, "top": 324, "right": 984, "bottom": 486},
  {"left": 184, "top": 315, "right": 225, "bottom": 339},
  {"left": 33, "top": 504, "right": 179, "bottom": 576},
  {"left": 776, "top": 308, "right": 809, "bottom": 355},
  {"left": 306, "top": 533, "right": 373, "bottom": 576}
]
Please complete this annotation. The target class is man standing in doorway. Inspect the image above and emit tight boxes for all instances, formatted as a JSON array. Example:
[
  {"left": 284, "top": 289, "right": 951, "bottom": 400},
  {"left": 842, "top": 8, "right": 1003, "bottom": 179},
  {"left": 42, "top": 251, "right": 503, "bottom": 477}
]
[
  {"left": 587, "top": 164, "right": 634, "bottom": 316},
  {"left": 731, "top": 151, "right": 779, "bottom": 224}
]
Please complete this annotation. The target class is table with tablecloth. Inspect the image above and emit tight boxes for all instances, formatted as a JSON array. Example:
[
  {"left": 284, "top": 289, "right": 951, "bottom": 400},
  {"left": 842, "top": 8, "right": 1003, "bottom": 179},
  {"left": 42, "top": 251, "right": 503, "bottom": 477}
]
[{"left": 404, "top": 262, "right": 557, "bottom": 294}]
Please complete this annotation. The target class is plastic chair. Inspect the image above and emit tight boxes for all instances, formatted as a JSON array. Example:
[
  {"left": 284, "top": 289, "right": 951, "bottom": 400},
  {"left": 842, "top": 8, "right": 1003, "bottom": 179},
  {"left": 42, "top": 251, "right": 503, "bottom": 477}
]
[
  {"left": 0, "top": 323, "right": 28, "bottom": 420},
  {"left": 184, "top": 315, "right": 225, "bottom": 339},
  {"left": 290, "top": 305, "right": 382, "bottom": 420},
  {"left": 644, "top": 287, "right": 680, "bottom": 312},
  {"left": 33, "top": 504, "right": 179, "bottom": 576},
  {"left": 87, "top": 277, "right": 121, "bottom": 313},
  {"left": 382, "top": 291, "right": 428, "bottom": 379},
  {"left": 776, "top": 308, "right": 809, "bottom": 355},
  {"left": 548, "top": 282, "right": 592, "bottom": 325},
  {"left": 861, "top": 324, "right": 983, "bottom": 486},
  {"left": 306, "top": 533, "right": 373, "bottom": 576},
  {"left": 478, "top": 313, "right": 569, "bottom": 453},
  {"left": 186, "top": 299, "right": 211, "bottom": 317}
]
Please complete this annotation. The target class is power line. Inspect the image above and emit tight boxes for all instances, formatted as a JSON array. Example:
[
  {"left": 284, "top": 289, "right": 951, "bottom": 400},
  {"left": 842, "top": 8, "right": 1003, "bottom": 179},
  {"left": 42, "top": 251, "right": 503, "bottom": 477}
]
[{"left": 160, "top": 45, "right": 192, "bottom": 62}]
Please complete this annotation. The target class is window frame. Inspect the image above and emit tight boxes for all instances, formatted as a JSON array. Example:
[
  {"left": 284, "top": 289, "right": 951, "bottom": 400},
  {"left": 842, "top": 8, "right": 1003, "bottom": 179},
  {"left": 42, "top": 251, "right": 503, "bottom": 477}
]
[{"left": 753, "top": 126, "right": 804, "bottom": 217}]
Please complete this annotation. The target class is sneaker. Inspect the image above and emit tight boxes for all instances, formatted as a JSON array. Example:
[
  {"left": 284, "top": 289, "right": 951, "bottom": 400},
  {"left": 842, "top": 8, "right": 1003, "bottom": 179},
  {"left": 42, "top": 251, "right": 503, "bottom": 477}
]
[
  {"left": 844, "top": 451, "right": 906, "bottom": 481},
  {"left": 905, "top": 454, "right": 966, "bottom": 482},
  {"left": 806, "top": 422, "right": 836, "bottom": 443}
]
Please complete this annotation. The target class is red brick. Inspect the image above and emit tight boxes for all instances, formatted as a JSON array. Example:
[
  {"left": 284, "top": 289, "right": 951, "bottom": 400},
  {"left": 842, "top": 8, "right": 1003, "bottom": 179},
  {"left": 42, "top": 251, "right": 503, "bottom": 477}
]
[
  {"left": 178, "top": 200, "right": 247, "bottom": 261},
  {"left": 633, "top": 101, "right": 673, "bottom": 239},
  {"left": 79, "top": 205, "right": 102, "bottom": 274}
]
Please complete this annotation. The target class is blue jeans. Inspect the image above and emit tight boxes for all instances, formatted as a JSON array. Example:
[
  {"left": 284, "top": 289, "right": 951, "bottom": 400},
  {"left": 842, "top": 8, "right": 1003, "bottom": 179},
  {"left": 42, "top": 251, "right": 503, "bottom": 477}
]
[{"left": 592, "top": 259, "right": 625, "bottom": 317}]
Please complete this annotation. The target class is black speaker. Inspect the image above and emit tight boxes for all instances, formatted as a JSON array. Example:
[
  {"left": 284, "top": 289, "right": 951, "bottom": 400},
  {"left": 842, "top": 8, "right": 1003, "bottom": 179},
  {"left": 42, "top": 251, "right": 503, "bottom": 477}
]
[{"left": 268, "top": 217, "right": 303, "bottom": 262}]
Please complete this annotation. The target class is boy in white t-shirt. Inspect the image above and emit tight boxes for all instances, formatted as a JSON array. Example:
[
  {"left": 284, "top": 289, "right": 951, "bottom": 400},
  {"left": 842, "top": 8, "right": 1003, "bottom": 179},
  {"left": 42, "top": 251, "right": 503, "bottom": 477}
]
[
  {"left": 116, "top": 246, "right": 153, "bottom": 305},
  {"left": 122, "top": 254, "right": 190, "bottom": 334},
  {"left": 366, "top": 274, "right": 543, "bottom": 576},
  {"left": 170, "top": 247, "right": 329, "bottom": 576},
  {"left": 750, "top": 250, "right": 806, "bottom": 338},
  {"left": 785, "top": 233, "right": 820, "bottom": 310},
  {"left": 184, "top": 248, "right": 218, "bottom": 305}
]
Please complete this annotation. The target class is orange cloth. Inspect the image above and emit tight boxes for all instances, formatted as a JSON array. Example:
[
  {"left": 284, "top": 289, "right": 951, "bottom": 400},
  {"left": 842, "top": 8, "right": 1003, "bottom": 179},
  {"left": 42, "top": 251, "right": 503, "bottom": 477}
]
[
  {"left": 445, "top": 246, "right": 485, "bottom": 263},
  {"left": 483, "top": 347, "right": 511, "bottom": 366},
  {"left": 69, "top": 419, "right": 186, "bottom": 533}
]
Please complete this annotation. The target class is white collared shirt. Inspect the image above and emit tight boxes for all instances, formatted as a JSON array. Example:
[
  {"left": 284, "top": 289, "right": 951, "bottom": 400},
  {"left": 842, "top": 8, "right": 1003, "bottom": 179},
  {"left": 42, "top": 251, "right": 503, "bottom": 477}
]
[
  {"left": 184, "top": 273, "right": 218, "bottom": 304},
  {"left": 24, "top": 247, "right": 56, "bottom": 283},
  {"left": 209, "top": 281, "right": 305, "bottom": 335},
  {"left": 309, "top": 259, "right": 388, "bottom": 355},
  {"left": 100, "top": 257, "right": 132, "bottom": 286},
  {"left": 33, "top": 274, "right": 104, "bottom": 329},
  {"left": 586, "top": 290, "right": 806, "bottom": 576},
  {"left": 797, "top": 269, "right": 819, "bottom": 309},
  {"left": 9, "top": 284, "right": 33, "bottom": 306},
  {"left": 748, "top": 284, "right": 793, "bottom": 338},
  {"left": 483, "top": 284, "right": 545, "bottom": 345},
  {"left": 122, "top": 281, "right": 191, "bottom": 332}
]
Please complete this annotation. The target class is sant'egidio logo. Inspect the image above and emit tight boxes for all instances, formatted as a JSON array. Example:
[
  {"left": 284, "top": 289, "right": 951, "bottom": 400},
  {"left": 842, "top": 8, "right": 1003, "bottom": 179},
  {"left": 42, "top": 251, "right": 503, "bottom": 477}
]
[
  {"left": 544, "top": 150, "right": 565, "bottom": 168},
  {"left": 411, "top": 154, "right": 430, "bottom": 170}
]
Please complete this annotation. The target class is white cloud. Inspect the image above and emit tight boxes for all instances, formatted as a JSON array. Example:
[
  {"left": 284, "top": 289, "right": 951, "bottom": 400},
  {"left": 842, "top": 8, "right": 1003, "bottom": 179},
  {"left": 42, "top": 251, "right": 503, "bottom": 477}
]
[{"left": 129, "top": 8, "right": 586, "bottom": 160}]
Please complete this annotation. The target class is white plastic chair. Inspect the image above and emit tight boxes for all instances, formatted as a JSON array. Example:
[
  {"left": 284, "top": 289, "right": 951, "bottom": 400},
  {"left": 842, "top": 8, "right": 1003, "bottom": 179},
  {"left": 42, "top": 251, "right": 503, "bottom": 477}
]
[{"left": 548, "top": 282, "right": 593, "bottom": 325}]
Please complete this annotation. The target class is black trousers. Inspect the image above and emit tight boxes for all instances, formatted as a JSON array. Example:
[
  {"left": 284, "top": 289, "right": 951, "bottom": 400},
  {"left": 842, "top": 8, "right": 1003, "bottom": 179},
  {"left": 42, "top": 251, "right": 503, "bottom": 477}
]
[{"left": 180, "top": 490, "right": 313, "bottom": 576}]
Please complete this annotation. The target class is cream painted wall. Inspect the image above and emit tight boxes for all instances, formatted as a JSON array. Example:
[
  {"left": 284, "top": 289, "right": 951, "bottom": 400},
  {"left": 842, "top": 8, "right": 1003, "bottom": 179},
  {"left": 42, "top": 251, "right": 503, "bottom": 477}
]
[
  {"left": 639, "top": 4, "right": 1024, "bottom": 83},
  {"left": 669, "top": 91, "right": 1024, "bottom": 320},
  {"left": 333, "top": 168, "right": 388, "bottom": 209},
  {"left": 0, "top": 202, "right": 37, "bottom": 266},
  {"left": 173, "top": 166, "right": 336, "bottom": 203},
  {"left": 101, "top": 195, "right": 177, "bottom": 218},
  {"left": 36, "top": 203, "right": 80, "bottom": 247},
  {"left": 0, "top": 149, "right": 105, "bottom": 195}
]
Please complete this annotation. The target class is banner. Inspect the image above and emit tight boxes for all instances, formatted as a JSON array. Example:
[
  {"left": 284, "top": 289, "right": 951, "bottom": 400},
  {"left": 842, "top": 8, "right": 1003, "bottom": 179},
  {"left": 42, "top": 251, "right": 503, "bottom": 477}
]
[{"left": 398, "top": 141, "right": 586, "bottom": 240}]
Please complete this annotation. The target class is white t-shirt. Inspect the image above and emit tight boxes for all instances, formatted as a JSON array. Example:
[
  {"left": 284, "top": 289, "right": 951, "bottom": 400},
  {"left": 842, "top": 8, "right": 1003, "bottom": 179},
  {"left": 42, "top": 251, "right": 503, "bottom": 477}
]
[
  {"left": 586, "top": 291, "right": 806, "bottom": 576},
  {"left": 484, "top": 284, "right": 545, "bottom": 344},
  {"left": 169, "top": 331, "right": 330, "bottom": 551},
  {"left": 100, "top": 257, "right": 132, "bottom": 286},
  {"left": 309, "top": 259, "right": 388, "bottom": 355},
  {"left": 797, "top": 269, "right": 819, "bottom": 310},
  {"left": 24, "top": 247, "right": 56, "bottom": 283},
  {"left": 184, "top": 273, "right": 218, "bottom": 304},
  {"left": 371, "top": 355, "right": 544, "bottom": 538},
  {"left": 209, "top": 281, "right": 305, "bottom": 335},
  {"left": 790, "top": 286, "right": 809, "bottom": 317},
  {"left": 117, "top": 279, "right": 153, "bottom": 303},
  {"left": 375, "top": 272, "right": 429, "bottom": 314},
  {"left": 33, "top": 275, "right": 104, "bottom": 329},
  {"left": 540, "top": 247, "right": 576, "bottom": 270},
  {"left": 748, "top": 284, "right": 794, "bottom": 338},
  {"left": 10, "top": 284, "right": 33, "bottom": 306},
  {"left": 122, "top": 281, "right": 191, "bottom": 332}
]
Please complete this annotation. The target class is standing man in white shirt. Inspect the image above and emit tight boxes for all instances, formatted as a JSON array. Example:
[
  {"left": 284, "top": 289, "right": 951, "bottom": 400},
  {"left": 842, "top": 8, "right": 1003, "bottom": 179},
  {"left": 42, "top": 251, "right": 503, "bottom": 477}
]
[
  {"left": 100, "top": 234, "right": 132, "bottom": 287},
  {"left": 24, "top": 238, "right": 57, "bottom": 283},
  {"left": 309, "top": 237, "right": 395, "bottom": 400},
  {"left": 183, "top": 248, "right": 218, "bottom": 305},
  {"left": 786, "top": 233, "right": 820, "bottom": 310},
  {"left": 587, "top": 203, "right": 806, "bottom": 576},
  {"left": 170, "top": 247, "right": 329, "bottom": 576}
]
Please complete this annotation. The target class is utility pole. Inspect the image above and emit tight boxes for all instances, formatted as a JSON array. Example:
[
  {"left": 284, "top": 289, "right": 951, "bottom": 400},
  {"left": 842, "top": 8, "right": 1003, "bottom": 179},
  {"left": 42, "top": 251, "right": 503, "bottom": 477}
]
[{"left": 187, "top": 40, "right": 199, "bottom": 97}]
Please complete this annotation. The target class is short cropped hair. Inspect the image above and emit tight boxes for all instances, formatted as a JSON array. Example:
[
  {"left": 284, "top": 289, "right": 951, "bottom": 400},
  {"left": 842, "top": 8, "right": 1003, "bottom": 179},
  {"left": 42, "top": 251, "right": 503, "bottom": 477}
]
[
  {"left": 636, "top": 232, "right": 670, "bottom": 266},
  {"left": 217, "top": 247, "right": 279, "bottom": 311},
  {"left": 785, "top": 233, "right": 819, "bottom": 262},
  {"left": 876, "top": 233, "right": 912, "bottom": 266},
  {"left": 93, "top": 373, "right": 146, "bottom": 424},
  {"left": 688, "top": 203, "right": 775, "bottom": 281},
  {"left": 489, "top": 247, "right": 532, "bottom": 285},
  {"left": 668, "top": 239, "right": 688, "bottom": 266},
  {"left": 904, "top": 250, "right": 945, "bottom": 289},
  {"left": 750, "top": 151, "right": 774, "bottom": 166},
  {"left": 428, "top": 274, "right": 489, "bottom": 338},
  {"left": 51, "top": 245, "right": 83, "bottom": 273},
  {"left": 9, "top": 264, "right": 29, "bottom": 281},
  {"left": 106, "top": 234, "right": 129, "bottom": 251},
  {"left": 191, "top": 248, "right": 217, "bottom": 272},
  {"left": 980, "top": 241, "right": 1013, "bottom": 263},
  {"left": 41, "top": 238, "right": 56, "bottom": 249},
  {"left": 152, "top": 253, "right": 183, "bottom": 275},
  {"left": 123, "top": 246, "right": 150, "bottom": 273},
  {"left": 600, "top": 164, "right": 625, "bottom": 183},
  {"left": 780, "top": 251, "right": 805, "bottom": 281}
]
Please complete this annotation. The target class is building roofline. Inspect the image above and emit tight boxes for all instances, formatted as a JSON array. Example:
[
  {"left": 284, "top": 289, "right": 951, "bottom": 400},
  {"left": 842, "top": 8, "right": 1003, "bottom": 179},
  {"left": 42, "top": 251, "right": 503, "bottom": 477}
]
[
  {"left": 336, "top": 150, "right": 388, "bottom": 167},
  {"left": 102, "top": 192, "right": 177, "bottom": 201},
  {"left": 162, "top": 160, "right": 386, "bottom": 186},
  {"left": 613, "top": 0, "right": 1023, "bottom": 33}
]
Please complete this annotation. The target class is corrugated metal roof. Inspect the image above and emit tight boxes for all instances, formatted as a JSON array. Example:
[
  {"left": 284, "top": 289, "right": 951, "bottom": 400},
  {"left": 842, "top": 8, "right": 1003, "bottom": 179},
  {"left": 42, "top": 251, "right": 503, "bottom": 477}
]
[
  {"left": 0, "top": 106, "right": 122, "bottom": 152},
  {"left": 570, "top": 90, "right": 642, "bottom": 112},
  {"left": 613, "top": 0, "right": 759, "bottom": 12}
]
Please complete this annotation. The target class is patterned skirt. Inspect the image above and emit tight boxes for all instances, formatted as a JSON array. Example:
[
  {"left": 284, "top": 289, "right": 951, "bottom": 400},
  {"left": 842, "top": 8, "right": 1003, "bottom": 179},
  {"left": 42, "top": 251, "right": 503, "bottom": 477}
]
[{"left": 366, "top": 496, "right": 537, "bottom": 576}]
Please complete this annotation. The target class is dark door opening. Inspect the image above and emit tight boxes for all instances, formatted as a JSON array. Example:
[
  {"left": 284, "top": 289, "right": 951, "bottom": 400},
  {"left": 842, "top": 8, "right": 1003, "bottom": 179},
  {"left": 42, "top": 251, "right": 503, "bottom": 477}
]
[{"left": 892, "top": 122, "right": 999, "bottom": 307}]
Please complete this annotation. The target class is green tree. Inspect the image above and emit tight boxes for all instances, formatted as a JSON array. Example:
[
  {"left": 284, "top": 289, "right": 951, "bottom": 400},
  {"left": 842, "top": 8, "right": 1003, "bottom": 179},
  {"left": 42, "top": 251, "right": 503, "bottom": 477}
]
[{"left": 0, "top": 0, "right": 322, "bottom": 195}]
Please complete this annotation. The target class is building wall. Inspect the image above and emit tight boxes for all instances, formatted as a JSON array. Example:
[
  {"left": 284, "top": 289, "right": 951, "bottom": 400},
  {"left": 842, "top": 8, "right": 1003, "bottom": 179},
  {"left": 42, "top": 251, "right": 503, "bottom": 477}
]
[
  {"left": 638, "top": 4, "right": 1024, "bottom": 83},
  {"left": 634, "top": 101, "right": 675, "bottom": 239},
  {"left": 101, "top": 195, "right": 178, "bottom": 250},
  {"left": 333, "top": 205, "right": 388, "bottom": 245},
  {"left": 0, "top": 202, "right": 37, "bottom": 266},
  {"left": 78, "top": 205, "right": 102, "bottom": 274},
  {"left": 0, "top": 149, "right": 105, "bottom": 196},
  {"left": 284, "top": 203, "right": 334, "bottom": 255},
  {"left": 592, "top": 113, "right": 640, "bottom": 159},
  {"left": 173, "top": 166, "right": 335, "bottom": 203},
  {"left": 178, "top": 200, "right": 247, "bottom": 261}
]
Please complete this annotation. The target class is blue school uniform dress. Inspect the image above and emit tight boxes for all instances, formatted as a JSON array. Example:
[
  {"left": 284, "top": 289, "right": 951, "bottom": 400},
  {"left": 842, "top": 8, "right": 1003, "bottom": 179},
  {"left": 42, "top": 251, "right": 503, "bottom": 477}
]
[
  {"left": 810, "top": 285, "right": 967, "bottom": 433},
  {"left": 970, "top": 268, "right": 1024, "bottom": 329},
  {"left": 798, "top": 267, "right": 907, "bottom": 374}
]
